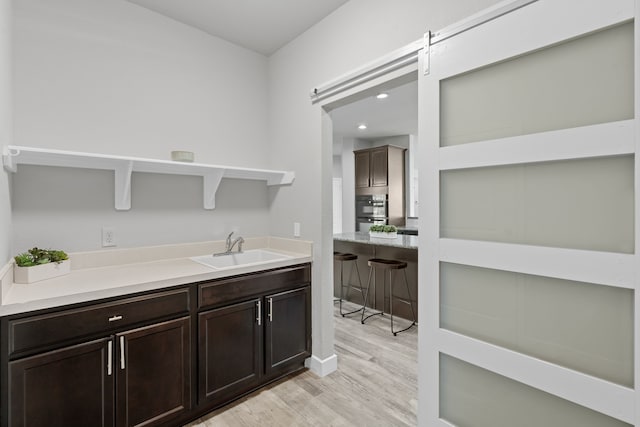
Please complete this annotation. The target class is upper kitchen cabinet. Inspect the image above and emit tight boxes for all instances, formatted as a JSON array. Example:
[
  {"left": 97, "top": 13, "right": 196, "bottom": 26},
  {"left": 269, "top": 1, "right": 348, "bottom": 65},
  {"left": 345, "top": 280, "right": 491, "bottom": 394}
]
[
  {"left": 354, "top": 145, "right": 405, "bottom": 195},
  {"left": 354, "top": 150, "right": 371, "bottom": 189}
]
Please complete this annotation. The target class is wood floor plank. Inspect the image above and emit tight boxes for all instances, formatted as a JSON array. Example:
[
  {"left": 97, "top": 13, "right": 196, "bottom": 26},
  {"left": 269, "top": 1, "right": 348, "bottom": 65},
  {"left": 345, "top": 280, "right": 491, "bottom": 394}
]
[{"left": 185, "top": 301, "right": 418, "bottom": 426}]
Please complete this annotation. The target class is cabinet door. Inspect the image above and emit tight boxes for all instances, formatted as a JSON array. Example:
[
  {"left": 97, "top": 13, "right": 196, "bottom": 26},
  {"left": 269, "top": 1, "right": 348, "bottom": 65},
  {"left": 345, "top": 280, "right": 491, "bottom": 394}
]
[
  {"left": 198, "top": 299, "right": 262, "bottom": 404},
  {"left": 9, "top": 337, "right": 114, "bottom": 427},
  {"left": 354, "top": 151, "right": 371, "bottom": 188},
  {"left": 369, "top": 146, "right": 389, "bottom": 187},
  {"left": 116, "top": 317, "right": 191, "bottom": 427},
  {"left": 265, "top": 286, "right": 311, "bottom": 376}
]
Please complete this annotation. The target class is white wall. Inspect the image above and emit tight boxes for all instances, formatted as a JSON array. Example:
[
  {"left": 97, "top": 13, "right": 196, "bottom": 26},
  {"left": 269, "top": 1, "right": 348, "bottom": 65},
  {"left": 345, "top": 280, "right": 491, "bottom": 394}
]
[
  {"left": 266, "top": 0, "right": 502, "bottom": 402},
  {"left": 340, "top": 137, "right": 357, "bottom": 233},
  {"left": 11, "top": 0, "right": 272, "bottom": 253},
  {"left": 0, "top": 0, "right": 11, "bottom": 264}
]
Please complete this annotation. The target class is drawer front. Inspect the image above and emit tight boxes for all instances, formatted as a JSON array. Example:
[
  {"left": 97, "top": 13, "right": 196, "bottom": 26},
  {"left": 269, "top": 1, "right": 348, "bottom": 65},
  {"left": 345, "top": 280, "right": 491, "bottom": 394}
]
[
  {"left": 9, "top": 287, "right": 190, "bottom": 358},
  {"left": 199, "top": 264, "right": 311, "bottom": 309}
]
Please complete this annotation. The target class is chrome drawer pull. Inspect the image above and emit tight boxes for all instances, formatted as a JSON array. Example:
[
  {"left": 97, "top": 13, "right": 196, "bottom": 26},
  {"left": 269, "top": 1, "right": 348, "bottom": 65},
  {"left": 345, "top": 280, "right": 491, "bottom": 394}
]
[
  {"left": 107, "top": 341, "right": 113, "bottom": 376},
  {"left": 256, "top": 300, "right": 262, "bottom": 326},
  {"left": 108, "top": 315, "right": 123, "bottom": 322},
  {"left": 120, "top": 336, "right": 126, "bottom": 370},
  {"left": 268, "top": 298, "right": 273, "bottom": 322}
]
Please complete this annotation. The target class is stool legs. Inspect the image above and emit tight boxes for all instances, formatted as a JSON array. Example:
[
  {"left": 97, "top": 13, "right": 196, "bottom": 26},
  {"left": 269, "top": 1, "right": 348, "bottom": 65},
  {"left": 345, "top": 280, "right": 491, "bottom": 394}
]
[
  {"left": 361, "top": 261, "right": 416, "bottom": 336},
  {"left": 338, "top": 258, "right": 365, "bottom": 317},
  {"left": 361, "top": 266, "right": 383, "bottom": 324},
  {"left": 390, "top": 269, "right": 416, "bottom": 336}
]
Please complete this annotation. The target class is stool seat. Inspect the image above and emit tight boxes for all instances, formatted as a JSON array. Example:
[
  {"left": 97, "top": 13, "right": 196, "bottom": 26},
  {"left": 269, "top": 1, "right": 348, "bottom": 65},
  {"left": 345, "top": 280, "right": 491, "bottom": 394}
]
[
  {"left": 367, "top": 258, "right": 407, "bottom": 269},
  {"left": 335, "top": 252, "right": 358, "bottom": 262}
]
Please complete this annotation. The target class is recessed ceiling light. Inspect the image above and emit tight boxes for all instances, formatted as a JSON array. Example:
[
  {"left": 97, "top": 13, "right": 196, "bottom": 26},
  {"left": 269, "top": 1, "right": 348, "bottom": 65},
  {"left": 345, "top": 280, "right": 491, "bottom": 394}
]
[
  {"left": 376, "top": 93, "right": 389, "bottom": 99},
  {"left": 358, "top": 124, "right": 367, "bottom": 130}
]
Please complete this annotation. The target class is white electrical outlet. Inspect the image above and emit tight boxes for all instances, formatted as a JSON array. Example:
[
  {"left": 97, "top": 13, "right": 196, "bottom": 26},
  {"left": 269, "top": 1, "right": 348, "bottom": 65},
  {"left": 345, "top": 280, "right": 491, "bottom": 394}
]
[
  {"left": 102, "top": 226, "right": 116, "bottom": 247},
  {"left": 293, "top": 222, "right": 301, "bottom": 237}
]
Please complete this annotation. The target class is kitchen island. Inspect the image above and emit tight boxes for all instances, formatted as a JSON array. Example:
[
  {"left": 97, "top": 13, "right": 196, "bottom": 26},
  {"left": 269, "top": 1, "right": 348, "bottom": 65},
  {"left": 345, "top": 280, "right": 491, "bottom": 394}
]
[{"left": 334, "top": 232, "right": 418, "bottom": 321}]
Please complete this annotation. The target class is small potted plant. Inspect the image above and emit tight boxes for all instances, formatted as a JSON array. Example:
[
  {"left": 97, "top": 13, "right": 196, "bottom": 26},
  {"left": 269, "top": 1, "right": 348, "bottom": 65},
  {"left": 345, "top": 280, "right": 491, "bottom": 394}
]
[
  {"left": 369, "top": 224, "right": 398, "bottom": 239},
  {"left": 13, "top": 247, "right": 70, "bottom": 284}
]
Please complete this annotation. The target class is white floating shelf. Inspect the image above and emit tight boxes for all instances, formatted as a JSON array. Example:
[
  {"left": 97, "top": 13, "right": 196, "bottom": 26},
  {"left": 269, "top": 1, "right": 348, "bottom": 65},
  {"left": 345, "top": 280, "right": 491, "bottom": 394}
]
[{"left": 2, "top": 145, "right": 295, "bottom": 210}]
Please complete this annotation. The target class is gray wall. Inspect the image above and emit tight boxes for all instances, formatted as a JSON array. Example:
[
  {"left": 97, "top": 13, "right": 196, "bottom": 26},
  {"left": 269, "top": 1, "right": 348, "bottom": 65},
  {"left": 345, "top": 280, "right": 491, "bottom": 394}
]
[
  {"left": 266, "top": 0, "right": 503, "bottom": 409},
  {"left": 0, "top": 0, "right": 11, "bottom": 264},
  {"left": 10, "top": 0, "right": 271, "bottom": 254},
  {"left": 1, "top": 0, "right": 505, "bottom": 405}
]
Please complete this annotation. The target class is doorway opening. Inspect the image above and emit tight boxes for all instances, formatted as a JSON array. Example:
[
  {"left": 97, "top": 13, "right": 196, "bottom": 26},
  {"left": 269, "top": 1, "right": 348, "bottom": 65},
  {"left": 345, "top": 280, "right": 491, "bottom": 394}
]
[{"left": 328, "top": 75, "right": 418, "bottom": 235}]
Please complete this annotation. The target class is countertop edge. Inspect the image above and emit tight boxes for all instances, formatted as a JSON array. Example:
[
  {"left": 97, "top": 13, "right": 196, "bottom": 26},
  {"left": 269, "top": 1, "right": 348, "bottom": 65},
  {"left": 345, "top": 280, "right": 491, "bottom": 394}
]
[
  {"left": 334, "top": 232, "right": 418, "bottom": 250},
  {"left": 0, "top": 238, "right": 312, "bottom": 317}
]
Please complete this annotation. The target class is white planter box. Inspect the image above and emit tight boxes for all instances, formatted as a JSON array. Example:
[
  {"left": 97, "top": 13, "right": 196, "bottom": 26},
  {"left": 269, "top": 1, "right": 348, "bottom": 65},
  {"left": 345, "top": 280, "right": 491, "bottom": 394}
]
[
  {"left": 14, "top": 260, "right": 71, "bottom": 284},
  {"left": 369, "top": 231, "right": 398, "bottom": 239}
]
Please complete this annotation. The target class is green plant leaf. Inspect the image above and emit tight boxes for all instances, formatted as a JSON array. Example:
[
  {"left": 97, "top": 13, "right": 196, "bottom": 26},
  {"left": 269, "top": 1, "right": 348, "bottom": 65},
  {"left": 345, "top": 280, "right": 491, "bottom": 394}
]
[{"left": 14, "top": 247, "right": 69, "bottom": 266}]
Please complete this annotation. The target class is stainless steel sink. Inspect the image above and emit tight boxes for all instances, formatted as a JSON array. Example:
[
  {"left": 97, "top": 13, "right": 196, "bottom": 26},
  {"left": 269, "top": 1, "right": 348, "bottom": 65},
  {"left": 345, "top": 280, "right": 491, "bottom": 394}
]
[{"left": 190, "top": 249, "right": 292, "bottom": 270}]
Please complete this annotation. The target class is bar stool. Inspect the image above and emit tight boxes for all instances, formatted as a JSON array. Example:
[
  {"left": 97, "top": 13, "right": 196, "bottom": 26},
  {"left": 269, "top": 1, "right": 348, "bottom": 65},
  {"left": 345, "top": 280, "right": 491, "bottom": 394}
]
[
  {"left": 361, "top": 258, "right": 416, "bottom": 335},
  {"left": 334, "top": 252, "right": 365, "bottom": 317}
]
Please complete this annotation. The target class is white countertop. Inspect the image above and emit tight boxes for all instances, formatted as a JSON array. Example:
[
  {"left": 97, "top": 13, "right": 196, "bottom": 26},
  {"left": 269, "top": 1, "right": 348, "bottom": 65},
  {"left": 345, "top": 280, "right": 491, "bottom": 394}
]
[{"left": 0, "top": 237, "right": 312, "bottom": 317}]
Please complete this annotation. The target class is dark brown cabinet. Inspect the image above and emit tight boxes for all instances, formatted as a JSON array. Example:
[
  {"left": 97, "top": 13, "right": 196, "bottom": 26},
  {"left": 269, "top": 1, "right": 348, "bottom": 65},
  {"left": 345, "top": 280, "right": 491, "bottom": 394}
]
[
  {"left": 116, "top": 317, "right": 191, "bottom": 427},
  {"left": 265, "top": 287, "right": 311, "bottom": 375},
  {"left": 4, "top": 289, "right": 191, "bottom": 427},
  {"left": 354, "top": 145, "right": 406, "bottom": 226},
  {"left": 2, "top": 263, "right": 311, "bottom": 427},
  {"left": 197, "top": 265, "right": 311, "bottom": 408},
  {"left": 355, "top": 150, "right": 371, "bottom": 188},
  {"left": 369, "top": 146, "right": 389, "bottom": 187},
  {"left": 355, "top": 145, "right": 404, "bottom": 192},
  {"left": 8, "top": 317, "right": 191, "bottom": 427},
  {"left": 9, "top": 337, "right": 114, "bottom": 427},
  {"left": 198, "top": 298, "right": 262, "bottom": 404}
]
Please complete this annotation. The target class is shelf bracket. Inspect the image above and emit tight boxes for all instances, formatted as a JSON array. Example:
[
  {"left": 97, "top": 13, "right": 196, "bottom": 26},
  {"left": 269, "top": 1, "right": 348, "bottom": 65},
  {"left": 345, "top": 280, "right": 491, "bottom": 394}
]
[
  {"left": 267, "top": 171, "right": 295, "bottom": 186},
  {"left": 114, "top": 161, "right": 134, "bottom": 210},
  {"left": 203, "top": 170, "right": 224, "bottom": 210},
  {"left": 2, "top": 146, "right": 18, "bottom": 173}
]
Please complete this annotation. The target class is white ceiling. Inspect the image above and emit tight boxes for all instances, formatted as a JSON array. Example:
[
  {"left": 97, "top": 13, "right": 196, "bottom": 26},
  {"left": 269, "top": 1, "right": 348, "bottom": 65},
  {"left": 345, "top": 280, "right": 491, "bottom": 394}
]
[
  {"left": 330, "top": 79, "right": 418, "bottom": 141},
  {"left": 127, "top": 0, "right": 350, "bottom": 56}
]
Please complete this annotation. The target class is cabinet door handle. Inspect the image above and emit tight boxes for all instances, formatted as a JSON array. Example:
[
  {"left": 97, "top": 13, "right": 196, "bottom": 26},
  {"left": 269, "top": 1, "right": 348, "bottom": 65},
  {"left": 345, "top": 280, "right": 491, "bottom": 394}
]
[
  {"left": 107, "top": 340, "right": 113, "bottom": 376},
  {"left": 120, "top": 336, "right": 126, "bottom": 370},
  {"left": 108, "top": 315, "right": 123, "bottom": 322},
  {"left": 268, "top": 298, "right": 273, "bottom": 322},
  {"left": 256, "top": 300, "right": 261, "bottom": 325}
]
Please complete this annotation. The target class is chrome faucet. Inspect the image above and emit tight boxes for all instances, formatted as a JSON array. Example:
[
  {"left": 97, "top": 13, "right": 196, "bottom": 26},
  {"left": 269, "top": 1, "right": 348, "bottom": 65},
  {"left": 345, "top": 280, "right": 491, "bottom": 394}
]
[{"left": 214, "top": 232, "right": 244, "bottom": 256}]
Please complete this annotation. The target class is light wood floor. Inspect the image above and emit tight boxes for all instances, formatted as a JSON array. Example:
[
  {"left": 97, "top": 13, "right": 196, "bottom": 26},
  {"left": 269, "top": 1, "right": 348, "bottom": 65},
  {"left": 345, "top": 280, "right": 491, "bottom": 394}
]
[{"left": 185, "top": 301, "right": 418, "bottom": 426}]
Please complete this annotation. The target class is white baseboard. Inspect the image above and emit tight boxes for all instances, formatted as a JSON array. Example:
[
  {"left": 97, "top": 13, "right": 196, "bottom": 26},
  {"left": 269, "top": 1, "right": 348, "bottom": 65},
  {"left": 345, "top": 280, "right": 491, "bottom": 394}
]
[{"left": 305, "top": 353, "right": 338, "bottom": 377}]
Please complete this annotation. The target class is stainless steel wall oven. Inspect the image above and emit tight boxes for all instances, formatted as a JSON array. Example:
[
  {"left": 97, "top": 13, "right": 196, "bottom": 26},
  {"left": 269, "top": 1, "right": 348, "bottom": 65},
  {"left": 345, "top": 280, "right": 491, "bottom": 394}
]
[{"left": 356, "top": 195, "right": 388, "bottom": 231}]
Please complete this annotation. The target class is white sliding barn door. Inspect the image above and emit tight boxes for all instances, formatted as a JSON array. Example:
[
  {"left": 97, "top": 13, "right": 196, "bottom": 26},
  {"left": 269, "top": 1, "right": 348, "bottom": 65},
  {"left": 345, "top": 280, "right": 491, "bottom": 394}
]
[{"left": 419, "top": 0, "right": 639, "bottom": 425}]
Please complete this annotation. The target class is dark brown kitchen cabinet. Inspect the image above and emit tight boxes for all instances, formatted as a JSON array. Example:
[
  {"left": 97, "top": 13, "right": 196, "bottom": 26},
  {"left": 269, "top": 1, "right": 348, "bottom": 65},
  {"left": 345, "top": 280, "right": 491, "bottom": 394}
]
[
  {"left": 355, "top": 145, "right": 403, "bottom": 193},
  {"left": 8, "top": 337, "right": 114, "bottom": 427},
  {"left": 265, "top": 287, "right": 311, "bottom": 375},
  {"left": 3, "top": 288, "right": 191, "bottom": 427},
  {"left": 7, "top": 316, "right": 191, "bottom": 427},
  {"left": 2, "top": 263, "right": 311, "bottom": 427},
  {"left": 198, "top": 299, "right": 262, "bottom": 404},
  {"left": 197, "top": 265, "right": 311, "bottom": 408},
  {"left": 356, "top": 146, "right": 389, "bottom": 189},
  {"left": 355, "top": 150, "right": 371, "bottom": 188},
  {"left": 116, "top": 317, "right": 191, "bottom": 427},
  {"left": 369, "top": 146, "right": 389, "bottom": 187},
  {"left": 354, "top": 145, "right": 406, "bottom": 226}
]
